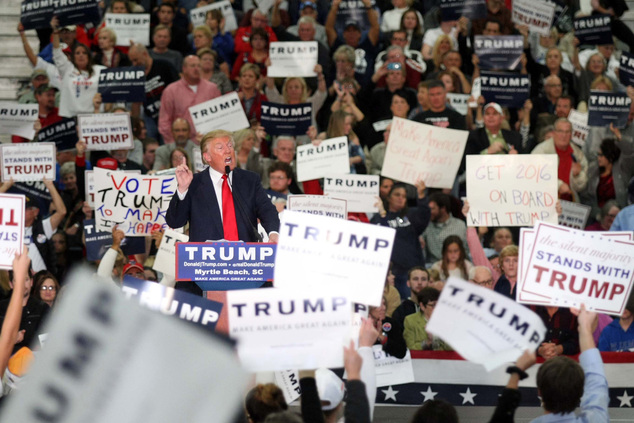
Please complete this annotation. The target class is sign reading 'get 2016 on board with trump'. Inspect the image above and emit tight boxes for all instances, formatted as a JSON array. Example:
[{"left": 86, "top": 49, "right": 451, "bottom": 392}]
[
  {"left": 466, "top": 154, "right": 558, "bottom": 227},
  {"left": 274, "top": 210, "right": 395, "bottom": 307},
  {"left": 381, "top": 117, "right": 468, "bottom": 189},
  {"left": 94, "top": 168, "right": 176, "bottom": 235},
  {"left": 519, "top": 222, "right": 634, "bottom": 315}
]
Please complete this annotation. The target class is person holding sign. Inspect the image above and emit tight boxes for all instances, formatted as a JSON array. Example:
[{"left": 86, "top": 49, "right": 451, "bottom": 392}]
[
  {"left": 372, "top": 181, "right": 430, "bottom": 298},
  {"left": 490, "top": 305, "right": 608, "bottom": 423},
  {"left": 532, "top": 118, "right": 588, "bottom": 202},
  {"left": 166, "top": 130, "right": 280, "bottom": 242},
  {"left": 50, "top": 17, "right": 105, "bottom": 118}
]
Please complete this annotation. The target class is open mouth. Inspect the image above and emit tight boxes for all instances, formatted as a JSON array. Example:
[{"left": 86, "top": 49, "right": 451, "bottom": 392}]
[{"left": 224, "top": 157, "right": 232, "bottom": 165}]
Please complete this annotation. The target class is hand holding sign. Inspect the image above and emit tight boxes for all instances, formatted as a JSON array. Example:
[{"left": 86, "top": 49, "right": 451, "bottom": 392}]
[{"left": 175, "top": 157, "right": 193, "bottom": 194}]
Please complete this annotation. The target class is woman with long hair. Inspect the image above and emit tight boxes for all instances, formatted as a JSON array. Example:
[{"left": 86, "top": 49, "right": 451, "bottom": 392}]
[
  {"left": 231, "top": 28, "right": 269, "bottom": 81},
  {"left": 399, "top": 8, "right": 424, "bottom": 51},
  {"left": 32, "top": 271, "right": 60, "bottom": 308},
  {"left": 431, "top": 235, "right": 472, "bottom": 281},
  {"left": 233, "top": 128, "right": 263, "bottom": 177},
  {"left": 197, "top": 48, "right": 233, "bottom": 94},
  {"left": 51, "top": 16, "right": 105, "bottom": 117},
  {"left": 323, "top": 110, "right": 366, "bottom": 174}
]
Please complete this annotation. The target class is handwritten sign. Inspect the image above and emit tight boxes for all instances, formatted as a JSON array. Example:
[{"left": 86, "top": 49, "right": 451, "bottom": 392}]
[
  {"left": 274, "top": 210, "right": 395, "bottom": 306},
  {"left": 152, "top": 229, "right": 189, "bottom": 277},
  {"left": 0, "top": 102, "right": 38, "bottom": 139},
  {"left": 574, "top": 15, "right": 612, "bottom": 45},
  {"left": 261, "top": 102, "right": 312, "bottom": 136},
  {"left": 78, "top": 113, "right": 134, "bottom": 151},
  {"left": 1, "top": 143, "right": 56, "bottom": 182},
  {"left": 519, "top": 222, "right": 634, "bottom": 314},
  {"left": 512, "top": 0, "right": 555, "bottom": 36},
  {"left": 98, "top": 66, "right": 146, "bottom": 103},
  {"left": 227, "top": 288, "right": 351, "bottom": 371},
  {"left": 0, "top": 194, "right": 25, "bottom": 270},
  {"left": 36, "top": 117, "right": 78, "bottom": 151},
  {"left": 85, "top": 169, "right": 140, "bottom": 208},
  {"left": 268, "top": 42, "right": 318, "bottom": 78},
  {"left": 295, "top": 137, "right": 350, "bottom": 182},
  {"left": 189, "top": 92, "right": 249, "bottom": 134},
  {"left": 568, "top": 109, "right": 589, "bottom": 148},
  {"left": 427, "top": 277, "right": 546, "bottom": 371},
  {"left": 122, "top": 277, "right": 223, "bottom": 331},
  {"left": 176, "top": 242, "right": 275, "bottom": 282},
  {"left": 480, "top": 71, "right": 530, "bottom": 108},
  {"left": 558, "top": 200, "right": 591, "bottom": 229},
  {"left": 474, "top": 36, "right": 523, "bottom": 70},
  {"left": 323, "top": 174, "right": 379, "bottom": 213},
  {"left": 381, "top": 117, "right": 468, "bottom": 189},
  {"left": 466, "top": 155, "right": 558, "bottom": 227},
  {"left": 0, "top": 270, "right": 248, "bottom": 423},
  {"left": 287, "top": 195, "right": 348, "bottom": 219},
  {"left": 588, "top": 92, "right": 631, "bottom": 128},
  {"left": 104, "top": 13, "right": 151, "bottom": 46},
  {"left": 94, "top": 168, "right": 176, "bottom": 235},
  {"left": 189, "top": 1, "right": 237, "bottom": 31}
]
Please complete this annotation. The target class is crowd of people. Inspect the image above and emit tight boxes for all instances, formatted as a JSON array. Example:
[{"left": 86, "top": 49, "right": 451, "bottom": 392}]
[{"left": 3, "top": 0, "right": 634, "bottom": 420}]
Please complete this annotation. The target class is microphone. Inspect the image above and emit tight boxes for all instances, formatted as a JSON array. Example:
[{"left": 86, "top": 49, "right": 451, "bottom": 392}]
[{"left": 225, "top": 166, "right": 263, "bottom": 242}]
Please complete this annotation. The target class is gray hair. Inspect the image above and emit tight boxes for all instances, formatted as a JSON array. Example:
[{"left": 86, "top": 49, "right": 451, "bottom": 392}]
[{"left": 468, "top": 266, "right": 492, "bottom": 281}]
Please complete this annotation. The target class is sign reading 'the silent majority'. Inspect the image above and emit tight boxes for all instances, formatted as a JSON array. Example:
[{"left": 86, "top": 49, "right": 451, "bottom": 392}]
[{"left": 78, "top": 113, "right": 134, "bottom": 151}]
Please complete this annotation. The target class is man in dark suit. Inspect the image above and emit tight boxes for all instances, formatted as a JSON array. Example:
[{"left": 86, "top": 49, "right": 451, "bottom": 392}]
[{"left": 166, "top": 130, "right": 280, "bottom": 242}]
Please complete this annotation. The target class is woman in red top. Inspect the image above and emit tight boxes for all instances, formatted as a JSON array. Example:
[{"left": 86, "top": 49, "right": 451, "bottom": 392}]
[{"left": 230, "top": 28, "right": 269, "bottom": 82}]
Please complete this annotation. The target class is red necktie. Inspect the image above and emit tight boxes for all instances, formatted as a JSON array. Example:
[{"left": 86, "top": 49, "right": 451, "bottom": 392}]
[{"left": 221, "top": 175, "right": 239, "bottom": 241}]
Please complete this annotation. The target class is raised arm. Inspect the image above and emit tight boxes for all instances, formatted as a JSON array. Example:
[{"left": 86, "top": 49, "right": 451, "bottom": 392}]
[
  {"left": 364, "top": 0, "right": 379, "bottom": 46},
  {"left": 44, "top": 177, "right": 67, "bottom": 231},
  {"left": 325, "top": 0, "right": 341, "bottom": 48},
  {"left": 18, "top": 23, "right": 38, "bottom": 66}
]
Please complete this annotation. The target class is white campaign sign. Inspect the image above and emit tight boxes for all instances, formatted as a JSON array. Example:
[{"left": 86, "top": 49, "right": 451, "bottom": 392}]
[
  {"left": 0, "top": 194, "right": 25, "bottom": 270},
  {"left": 381, "top": 117, "right": 468, "bottom": 189},
  {"left": 189, "top": 1, "right": 238, "bottom": 31},
  {"left": 1, "top": 143, "right": 56, "bottom": 182},
  {"left": 373, "top": 346, "right": 415, "bottom": 387},
  {"left": 568, "top": 109, "right": 589, "bottom": 148},
  {"left": 274, "top": 210, "right": 395, "bottom": 306},
  {"left": 0, "top": 270, "right": 247, "bottom": 423},
  {"left": 287, "top": 195, "right": 347, "bottom": 219},
  {"left": 0, "top": 102, "right": 38, "bottom": 139},
  {"left": 296, "top": 137, "right": 349, "bottom": 182},
  {"left": 274, "top": 371, "right": 302, "bottom": 404},
  {"left": 517, "top": 228, "right": 632, "bottom": 304},
  {"left": 227, "top": 288, "right": 351, "bottom": 371},
  {"left": 466, "top": 154, "right": 558, "bottom": 227},
  {"left": 446, "top": 93, "right": 470, "bottom": 116},
  {"left": 153, "top": 229, "right": 189, "bottom": 276},
  {"left": 519, "top": 222, "right": 634, "bottom": 314},
  {"left": 511, "top": 0, "right": 555, "bottom": 36},
  {"left": 427, "top": 277, "right": 546, "bottom": 371},
  {"left": 267, "top": 42, "right": 318, "bottom": 78},
  {"left": 94, "top": 168, "right": 177, "bottom": 235},
  {"left": 323, "top": 174, "right": 380, "bottom": 213},
  {"left": 558, "top": 200, "right": 591, "bottom": 229},
  {"left": 189, "top": 92, "right": 250, "bottom": 134},
  {"left": 85, "top": 169, "right": 140, "bottom": 208},
  {"left": 78, "top": 113, "right": 134, "bottom": 151},
  {"left": 104, "top": 13, "right": 151, "bottom": 46}
]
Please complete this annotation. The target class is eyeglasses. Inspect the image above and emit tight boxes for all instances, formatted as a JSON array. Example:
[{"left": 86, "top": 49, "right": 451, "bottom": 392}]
[
  {"left": 473, "top": 279, "right": 493, "bottom": 286},
  {"left": 40, "top": 286, "right": 57, "bottom": 291}
]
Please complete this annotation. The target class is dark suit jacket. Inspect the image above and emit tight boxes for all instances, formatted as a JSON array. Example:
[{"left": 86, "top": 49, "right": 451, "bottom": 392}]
[
  {"left": 460, "top": 127, "right": 524, "bottom": 173},
  {"left": 165, "top": 167, "right": 280, "bottom": 242}
]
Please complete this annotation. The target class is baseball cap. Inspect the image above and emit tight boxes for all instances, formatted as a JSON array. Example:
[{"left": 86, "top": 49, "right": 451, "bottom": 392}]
[
  {"left": 300, "top": 0, "right": 317, "bottom": 10},
  {"left": 484, "top": 102, "right": 503, "bottom": 115},
  {"left": 34, "top": 84, "right": 58, "bottom": 96},
  {"left": 96, "top": 157, "right": 119, "bottom": 170},
  {"left": 31, "top": 69, "right": 48, "bottom": 80},
  {"left": 344, "top": 20, "right": 360, "bottom": 31},
  {"left": 60, "top": 24, "right": 76, "bottom": 32},
  {"left": 315, "top": 368, "right": 345, "bottom": 411},
  {"left": 123, "top": 261, "right": 144, "bottom": 276},
  {"left": 24, "top": 195, "right": 40, "bottom": 209}
]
